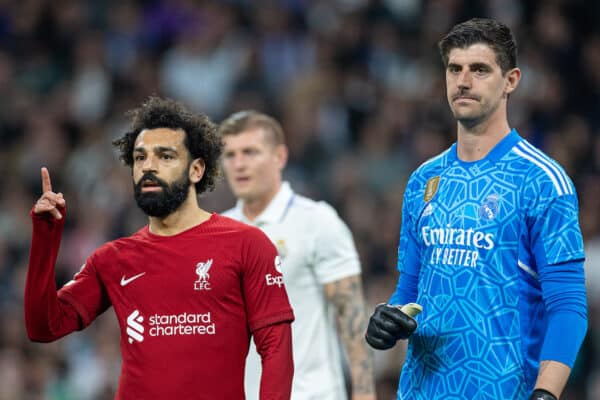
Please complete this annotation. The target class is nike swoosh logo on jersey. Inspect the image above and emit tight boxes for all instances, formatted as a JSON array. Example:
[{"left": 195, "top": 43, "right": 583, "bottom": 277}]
[{"left": 120, "top": 272, "right": 146, "bottom": 286}]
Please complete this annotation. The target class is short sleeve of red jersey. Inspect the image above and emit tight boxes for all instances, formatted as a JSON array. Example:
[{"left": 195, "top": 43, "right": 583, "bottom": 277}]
[
  {"left": 58, "top": 252, "right": 111, "bottom": 327},
  {"left": 241, "top": 227, "right": 294, "bottom": 332}
]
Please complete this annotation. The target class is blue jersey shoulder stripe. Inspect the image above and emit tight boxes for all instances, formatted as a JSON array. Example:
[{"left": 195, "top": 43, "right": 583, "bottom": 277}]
[
  {"left": 513, "top": 143, "right": 572, "bottom": 196},
  {"left": 513, "top": 145, "right": 565, "bottom": 195},
  {"left": 519, "top": 141, "right": 573, "bottom": 195}
]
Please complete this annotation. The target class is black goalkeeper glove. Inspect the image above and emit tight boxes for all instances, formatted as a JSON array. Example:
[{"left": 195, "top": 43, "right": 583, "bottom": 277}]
[
  {"left": 365, "top": 303, "right": 418, "bottom": 350},
  {"left": 529, "top": 389, "right": 557, "bottom": 400}
]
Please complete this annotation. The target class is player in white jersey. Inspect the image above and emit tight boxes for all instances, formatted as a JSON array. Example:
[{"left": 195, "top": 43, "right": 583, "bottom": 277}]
[{"left": 219, "top": 111, "right": 376, "bottom": 400}]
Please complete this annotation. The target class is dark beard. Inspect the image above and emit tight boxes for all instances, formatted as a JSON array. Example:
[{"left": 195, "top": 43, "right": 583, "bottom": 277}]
[{"left": 134, "top": 172, "right": 191, "bottom": 218}]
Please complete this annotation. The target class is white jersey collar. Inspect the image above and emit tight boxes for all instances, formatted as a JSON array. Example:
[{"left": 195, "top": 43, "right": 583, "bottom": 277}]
[{"left": 234, "top": 181, "right": 294, "bottom": 226}]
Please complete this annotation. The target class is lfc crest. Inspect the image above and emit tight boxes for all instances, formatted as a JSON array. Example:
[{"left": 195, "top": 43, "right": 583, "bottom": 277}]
[{"left": 194, "top": 259, "right": 213, "bottom": 291}]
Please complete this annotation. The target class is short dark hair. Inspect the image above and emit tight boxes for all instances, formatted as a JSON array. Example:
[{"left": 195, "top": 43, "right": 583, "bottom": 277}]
[
  {"left": 218, "top": 110, "right": 285, "bottom": 146},
  {"left": 112, "top": 96, "right": 222, "bottom": 194},
  {"left": 438, "top": 18, "right": 517, "bottom": 74}
]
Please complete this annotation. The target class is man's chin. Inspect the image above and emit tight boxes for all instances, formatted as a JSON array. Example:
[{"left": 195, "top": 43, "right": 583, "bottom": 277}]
[
  {"left": 231, "top": 187, "right": 252, "bottom": 199},
  {"left": 452, "top": 108, "right": 475, "bottom": 118},
  {"left": 238, "top": 193, "right": 260, "bottom": 204},
  {"left": 136, "top": 192, "right": 162, "bottom": 201}
]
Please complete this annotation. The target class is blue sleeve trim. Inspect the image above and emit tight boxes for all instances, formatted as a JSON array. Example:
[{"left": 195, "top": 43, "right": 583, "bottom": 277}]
[
  {"left": 538, "top": 260, "right": 588, "bottom": 367},
  {"left": 540, "top": 311, "right": 587, "bottom": 367}
]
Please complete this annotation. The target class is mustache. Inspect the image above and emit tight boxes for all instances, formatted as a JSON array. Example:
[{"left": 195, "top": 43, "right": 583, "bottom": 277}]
[
  {"left": 452, "top": 90, "right": 480, "bottom": 101},
  {"left": 135, "top": 173, "right": 168, "bottom": 189}
]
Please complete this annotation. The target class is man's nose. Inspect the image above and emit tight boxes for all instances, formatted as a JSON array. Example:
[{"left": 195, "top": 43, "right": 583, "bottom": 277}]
[
  {"left": 457, "top": 70, "right": 472, "bottom": 89},
  {"left": 232, "top": 154, "right": 247, "bottom": 170},
  {"left": 142, "top": 155, "right": 159, "bottom": 172}
]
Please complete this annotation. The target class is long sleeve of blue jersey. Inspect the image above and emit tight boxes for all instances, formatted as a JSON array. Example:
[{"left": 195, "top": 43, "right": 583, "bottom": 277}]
[
  {"left": 390, "top": 174, "right": 422, "bottom": 305},
  {"left": 538, "top": 260, "right": 587, "bottom": 367},
  {"left": 530, "top": 194, "right": 587, "bottom": 367},
  {"left": 527, "top": 175, "right": 587, "bottom": 367}
]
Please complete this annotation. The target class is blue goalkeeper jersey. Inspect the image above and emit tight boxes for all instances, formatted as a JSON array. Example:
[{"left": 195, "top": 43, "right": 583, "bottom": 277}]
[{"left": 390, "top": 129, "right": 585, "bottom": 399}]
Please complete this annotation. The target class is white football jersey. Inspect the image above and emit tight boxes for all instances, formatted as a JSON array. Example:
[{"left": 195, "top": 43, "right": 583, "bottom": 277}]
[{"left": 224, "top": 182, "right": 361, "bottom": 400}]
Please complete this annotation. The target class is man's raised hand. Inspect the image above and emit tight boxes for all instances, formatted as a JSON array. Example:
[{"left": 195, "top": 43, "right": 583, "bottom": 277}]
[{"left": 34, "top": 167, "right": 65, "bottom": 220}]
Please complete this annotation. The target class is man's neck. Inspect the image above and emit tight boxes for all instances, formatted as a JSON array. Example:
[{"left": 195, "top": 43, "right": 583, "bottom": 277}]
[
  {"left": 242, "top": 182, "right": 282, "bottom": 222},
  {"left": 456, "top": 111, "right": 511, "bottom": 162},
  {"left": 148, "top": 196, "right": 211, "bottom": 236}
]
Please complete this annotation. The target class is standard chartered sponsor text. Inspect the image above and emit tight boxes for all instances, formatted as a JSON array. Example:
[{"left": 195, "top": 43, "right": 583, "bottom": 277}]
[{"left": 148, "top": 312, "right": 215, "bottom": 337}]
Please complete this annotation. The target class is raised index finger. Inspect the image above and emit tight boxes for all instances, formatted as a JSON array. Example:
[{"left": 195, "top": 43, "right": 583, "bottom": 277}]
[{"left": 41, "top": 167, "right": 52, "bottom": 193}]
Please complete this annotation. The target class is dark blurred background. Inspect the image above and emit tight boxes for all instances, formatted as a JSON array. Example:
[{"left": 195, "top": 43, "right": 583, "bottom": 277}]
[{"left": 0, "top": 0, "right": 599, "bottom": 399}]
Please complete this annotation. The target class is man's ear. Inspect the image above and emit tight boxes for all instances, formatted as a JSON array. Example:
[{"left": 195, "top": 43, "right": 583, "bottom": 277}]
[
  {"left": 275, "top": 145, "right": 288, "bottom": 171},
  {"left": 504, "top": 67, "right": 521, "bottom": 96},
  {"left": 189, "top": 158, "right": 206, "bottom": 184}
]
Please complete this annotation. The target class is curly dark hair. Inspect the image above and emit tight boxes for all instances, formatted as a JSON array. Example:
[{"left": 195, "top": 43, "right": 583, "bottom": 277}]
[
  {"left": 112, "top": 96, "right": 222, "bottom": 194},
  {"left": 438, "top": 18, "right": 517, "bottom": 74}
]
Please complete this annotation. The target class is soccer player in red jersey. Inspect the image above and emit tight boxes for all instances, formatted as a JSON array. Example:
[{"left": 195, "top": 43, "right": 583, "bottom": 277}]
[{"left": 24, "top": 96, "right": 295, "bottom": 400}]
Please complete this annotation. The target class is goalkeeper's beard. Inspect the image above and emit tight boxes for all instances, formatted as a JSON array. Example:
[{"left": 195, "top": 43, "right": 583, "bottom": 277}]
[{"left": 134, "top": 172, "right": 191, "bottom": 218}]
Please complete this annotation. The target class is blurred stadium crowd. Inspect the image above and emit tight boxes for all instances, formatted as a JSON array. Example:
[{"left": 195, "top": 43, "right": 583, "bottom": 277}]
[{"left": 0, "top": 0, "right": 599, "bottom": 399}]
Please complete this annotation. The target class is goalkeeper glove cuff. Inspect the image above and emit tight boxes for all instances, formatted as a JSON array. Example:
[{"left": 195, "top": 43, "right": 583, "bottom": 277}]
[{"left": 529, "top": 388, "right": 557, "bottom": 400}]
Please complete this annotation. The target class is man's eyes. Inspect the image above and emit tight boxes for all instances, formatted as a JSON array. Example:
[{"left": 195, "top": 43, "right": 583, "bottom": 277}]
[
  {"left": 448, "top": 65, "right": 491, "bottom": 74},
  {"left": 133, "top": 154, "right": 175, "bottom": 161},
  {"left": 222, "top": 149, "right": 259, "bottom": 158}
]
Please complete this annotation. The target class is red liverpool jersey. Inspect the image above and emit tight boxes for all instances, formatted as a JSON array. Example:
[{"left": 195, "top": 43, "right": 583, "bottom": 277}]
[{"left": 27, "top": 213, "right": 294, "bottom": 399}]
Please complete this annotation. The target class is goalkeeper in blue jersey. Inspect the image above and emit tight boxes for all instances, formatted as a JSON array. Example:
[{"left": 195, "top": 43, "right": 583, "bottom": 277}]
[{"left": 365, "top": 18, "right": 587, "bottom": 400}]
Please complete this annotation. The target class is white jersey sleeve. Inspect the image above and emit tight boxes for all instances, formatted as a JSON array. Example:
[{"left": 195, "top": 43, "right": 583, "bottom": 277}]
[{"left": 311, "top": 202, "right": 361, "bottom": 284}]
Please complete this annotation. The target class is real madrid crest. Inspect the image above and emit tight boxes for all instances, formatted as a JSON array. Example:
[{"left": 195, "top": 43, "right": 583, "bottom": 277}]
[
  {"left": 479, "top": 194, "right": 500, "bottom": 220},
  {"left": 275, "top": 239, "right": 288, "bottom": 260},
  {"left": 424, "top": 176, "right": 440, "bottom": 202}
]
